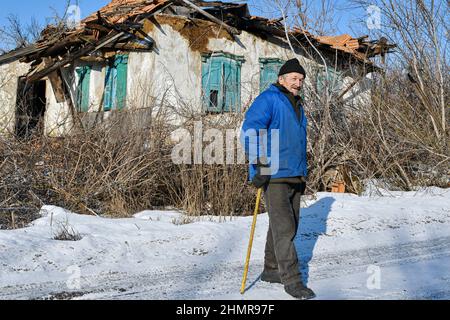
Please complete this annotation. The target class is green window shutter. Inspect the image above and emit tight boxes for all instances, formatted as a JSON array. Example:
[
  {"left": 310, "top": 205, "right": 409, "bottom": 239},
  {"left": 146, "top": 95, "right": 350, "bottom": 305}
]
[
  {"left": 103, "top": 54, "right": 128, "bottom": 111},
  {"left": 223, "top": 59, "right": 231, "bottom": 112},
  {"left": 76, "top": 66, "right": 91, "bottom": 112},
  {"left": 202, "top": 53, "right": 243, "bottom": 113},
  {"left": 331, "top": 69, "right": 344, "bottom": 93},
  {"left": 115, "top": 54, "right": 128, "bottom": 110},
  {"left": 317, "top": 68, "right": 343, "bottom": 96},
  {"left": 317, "top": 71, "right": 325, "bottom": 93},
  {"left": 235, "top": 62, "right": 241, "bottom": 112},
  {"left": 104, "top": 65, "right": 115, "bottom": 111},
  {"left": 260, "top": 58, "right": 284, "bottom": 93},
  {"left": 223, "top": 59, "right": 241, "bottom": 112}
]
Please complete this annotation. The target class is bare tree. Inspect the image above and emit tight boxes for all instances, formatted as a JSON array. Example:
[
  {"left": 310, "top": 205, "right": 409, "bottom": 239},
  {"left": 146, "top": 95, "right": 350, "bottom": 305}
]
[
  {"left": 352, "top": 0, "right": 448, "bottom": 145},
  {"left": 266, "top": 0, "right": 358, "bottom": 190},
  {"left": 0, "top": 15, "right": 42, "bottom": 53},
  {"left": 347, "top": 0, "right": 449, "bottom": 187},
  {"left": 253, "top": 0, "right": 449, "bottom": 191},
  {"left": 0, "top": 0, "right": 74, "bottom": 53}
]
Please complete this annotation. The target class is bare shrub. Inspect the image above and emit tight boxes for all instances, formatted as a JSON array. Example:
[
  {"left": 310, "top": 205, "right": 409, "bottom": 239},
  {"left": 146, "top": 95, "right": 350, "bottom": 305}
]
[
  {"left": 265, "top": 0, "right": 449, "bottom": 192},
  {"left": 0, "top": 108, "right": 175, "bottom": 219},
  {"left": 0, "top": 101, "right": 259, "bottom": 222},
  {"left": 53, "top": 221, "right": 82, "bottom": 241},
  {"left": 175, "top": 114, "right": 260, "bottom": 217}
]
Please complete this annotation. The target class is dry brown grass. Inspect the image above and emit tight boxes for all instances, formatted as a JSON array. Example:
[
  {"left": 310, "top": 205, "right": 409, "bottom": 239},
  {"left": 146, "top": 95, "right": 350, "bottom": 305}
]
[{"left": 0, "top": 108, "right": 259, "bottom": 229}]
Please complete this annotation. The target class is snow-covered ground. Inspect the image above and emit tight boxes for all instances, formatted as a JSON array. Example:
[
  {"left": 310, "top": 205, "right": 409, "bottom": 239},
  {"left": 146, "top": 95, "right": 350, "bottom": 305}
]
[{"left": 1, "top": 187, "right": 449, "bottom": 300}]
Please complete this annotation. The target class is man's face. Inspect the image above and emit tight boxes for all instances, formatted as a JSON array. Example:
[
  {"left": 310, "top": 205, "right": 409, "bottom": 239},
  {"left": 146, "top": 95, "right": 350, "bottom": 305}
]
[{"left": 278, "top": 72, "right": 305, "bottom": 96}]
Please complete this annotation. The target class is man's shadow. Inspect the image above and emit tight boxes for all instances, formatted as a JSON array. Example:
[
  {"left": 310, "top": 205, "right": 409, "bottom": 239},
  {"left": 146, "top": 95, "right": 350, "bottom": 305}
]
[{"left": 295, "top": 197, "right": 335, "bottom": 286}]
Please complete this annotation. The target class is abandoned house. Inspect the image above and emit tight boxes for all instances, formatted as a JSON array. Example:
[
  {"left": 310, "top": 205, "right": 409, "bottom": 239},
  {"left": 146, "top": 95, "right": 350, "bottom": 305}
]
[{"left": 0, "top": 0, "right": 395, "bottom": 137}]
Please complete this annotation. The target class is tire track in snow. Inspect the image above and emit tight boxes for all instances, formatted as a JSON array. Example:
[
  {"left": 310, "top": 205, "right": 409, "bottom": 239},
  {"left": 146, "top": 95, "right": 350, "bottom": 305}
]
[{"left": 1, "top": 236, "right": 450, "bottom": 299}]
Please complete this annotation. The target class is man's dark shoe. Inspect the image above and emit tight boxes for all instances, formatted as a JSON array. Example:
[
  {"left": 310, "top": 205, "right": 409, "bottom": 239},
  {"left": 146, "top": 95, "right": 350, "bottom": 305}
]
[
  {"left": 284, "top": 282, "right": 316, "bottom": 300},
  {"left": 260, "top": 270, "right": 282, "bottom": 284}
]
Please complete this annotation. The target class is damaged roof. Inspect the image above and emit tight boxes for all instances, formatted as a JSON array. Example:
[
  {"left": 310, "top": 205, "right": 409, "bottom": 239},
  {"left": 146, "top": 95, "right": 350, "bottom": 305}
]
[
  {"left": 0, "top": 0, "right": 395, "bottom": 82},
  {"left": 82, "top": 0, "right": 171, "bottom": 25}
]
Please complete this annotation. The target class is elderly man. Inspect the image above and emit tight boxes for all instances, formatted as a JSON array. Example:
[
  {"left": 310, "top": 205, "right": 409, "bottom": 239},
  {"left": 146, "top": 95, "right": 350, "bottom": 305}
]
[{"left": 241, "top": 58, "right": 315, "bottom": 300}]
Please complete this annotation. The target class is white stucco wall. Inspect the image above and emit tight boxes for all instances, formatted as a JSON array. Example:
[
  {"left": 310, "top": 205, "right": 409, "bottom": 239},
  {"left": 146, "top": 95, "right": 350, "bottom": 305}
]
[
  {"left": 43, "top": 79, "right": 73, "bottom": 137},
  {"left": 342, "top": 73, "right": 373, "bottom": 108},
  {"left": 88, "top": 64, "right": 107, "bottom": 112},
  {"left": 126, "top": 22, "right": 204, "bottom": 112},
  {"left": 126, "top": 14, "right": 320, "bottom": 113},
  {"left": 124, "top": 14, "right": 371, "bottom": 117},
  {"left": 0, "top": 61, "right": 30, "bottom": 134}
]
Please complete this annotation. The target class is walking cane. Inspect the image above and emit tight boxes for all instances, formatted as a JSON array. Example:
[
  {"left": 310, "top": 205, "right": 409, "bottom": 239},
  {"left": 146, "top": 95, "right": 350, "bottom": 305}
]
[{"left": 240, "top": 188, "right": 263, "bottom": 294}]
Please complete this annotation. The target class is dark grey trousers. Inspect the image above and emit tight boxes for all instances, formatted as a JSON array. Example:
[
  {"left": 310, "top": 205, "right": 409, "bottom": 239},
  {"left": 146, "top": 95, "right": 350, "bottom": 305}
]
[{"left": 263, "top": 182, "right": 303, "bottom": 285}]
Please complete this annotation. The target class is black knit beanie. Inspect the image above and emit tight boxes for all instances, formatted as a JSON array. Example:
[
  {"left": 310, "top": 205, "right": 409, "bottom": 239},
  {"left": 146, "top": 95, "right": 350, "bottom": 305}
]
[{"left": 278, "top": 58, "right": 307, "bottom": 78}]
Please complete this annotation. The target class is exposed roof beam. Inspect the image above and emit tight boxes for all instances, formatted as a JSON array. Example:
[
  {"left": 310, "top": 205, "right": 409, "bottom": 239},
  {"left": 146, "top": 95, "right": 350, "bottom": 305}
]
[
  {"left": 178, "top": 0, "right": 241, "bottom": 35},
  {"left": 26, "top": 1, "right": 173, "bottom": 82},
  {"left": 27, "top": 31, "right": 124, "bottom": 83},
  {"left": 0, "top": 46, "right": 42, "bottom": 66}
]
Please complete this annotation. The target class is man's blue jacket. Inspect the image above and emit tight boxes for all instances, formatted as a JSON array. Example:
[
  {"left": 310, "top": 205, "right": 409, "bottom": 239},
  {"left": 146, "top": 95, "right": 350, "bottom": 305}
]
[{"left": 240, "top": 84, "right": 308, "bottom": 181}]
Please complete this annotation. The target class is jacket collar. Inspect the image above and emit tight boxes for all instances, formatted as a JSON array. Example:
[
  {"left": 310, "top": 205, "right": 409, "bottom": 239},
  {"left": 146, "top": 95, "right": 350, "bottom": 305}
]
[
  {"left": 273, "top": 82, "right": 291, "bottom": 94},
  {"left": 271, "top": 83, "right": 302, "bottom": 104}
]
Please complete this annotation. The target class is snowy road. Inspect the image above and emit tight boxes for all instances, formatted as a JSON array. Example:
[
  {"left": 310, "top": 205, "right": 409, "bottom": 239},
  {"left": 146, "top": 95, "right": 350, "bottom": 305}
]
[
  {"left": 1, "top": 235, "right": 450, "bottom": 300},
  {"left": 1, "top": 188, "right": 449, "bottom": 300}
]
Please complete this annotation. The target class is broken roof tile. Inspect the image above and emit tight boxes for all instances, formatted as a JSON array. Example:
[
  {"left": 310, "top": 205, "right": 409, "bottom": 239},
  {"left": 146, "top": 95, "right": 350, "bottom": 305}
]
[{"left": 83, "top": 0, "right": 171, "bottom": 25}]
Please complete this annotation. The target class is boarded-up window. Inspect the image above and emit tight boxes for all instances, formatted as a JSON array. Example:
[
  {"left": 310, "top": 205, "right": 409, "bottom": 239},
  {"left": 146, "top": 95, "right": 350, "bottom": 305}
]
[
  {"left": 76, "top": 66, "right": 91, "bottom": 112},
  {"left": 104, "top": 54, "right": 128, "bottom": 111},
  {"left": 259, "top": 58, "right": 284, "bottom": 92},
  {"left": 202, "top": 53, "right": 244, "bottom": 113}
]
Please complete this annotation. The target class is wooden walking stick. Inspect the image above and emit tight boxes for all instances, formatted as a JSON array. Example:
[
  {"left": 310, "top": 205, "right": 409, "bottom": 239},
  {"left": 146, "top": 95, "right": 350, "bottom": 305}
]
[{"left": 240, "top": 188, "right": 263, "bottom": 294}]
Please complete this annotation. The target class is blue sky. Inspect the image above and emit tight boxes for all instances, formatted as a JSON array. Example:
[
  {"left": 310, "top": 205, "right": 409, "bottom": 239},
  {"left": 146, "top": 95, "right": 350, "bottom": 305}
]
[
  {"left": 0, "top": 0, "right": 369, "bottom": 36},
  {"left": 0, "top": 0, "right": 110, "bottom": 26},
  {"left": 245, "top": 0, "right": 368, "bottom": 35}
]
